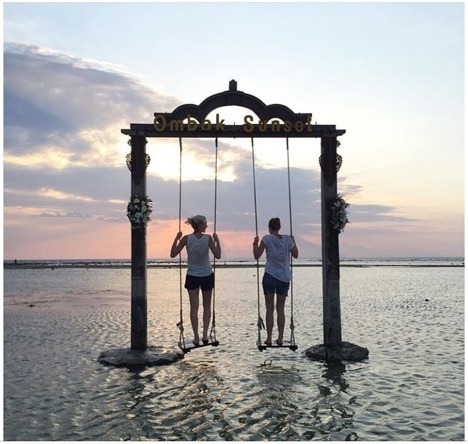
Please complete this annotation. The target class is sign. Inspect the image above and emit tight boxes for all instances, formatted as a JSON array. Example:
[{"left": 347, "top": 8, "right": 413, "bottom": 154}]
[{"left": 153, "top": 113, "right": 314, "bottom": 134}]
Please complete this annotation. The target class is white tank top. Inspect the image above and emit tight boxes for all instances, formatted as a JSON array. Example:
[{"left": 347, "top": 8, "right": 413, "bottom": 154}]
[
  {"left": 186, "top": 234, "right": 212, "bottom": 277},
  {"left": 263, "top": 234, "right": 295, "bottom": 282}
]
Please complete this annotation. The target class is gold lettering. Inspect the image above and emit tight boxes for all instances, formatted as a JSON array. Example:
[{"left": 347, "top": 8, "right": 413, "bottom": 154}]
[
  {"left": 215, "top": 113, "right": 225, "bottom": 131},
  {"left": 271, "top": 120, "right": 281, "bottom": 132},
  {"left": 295, "top": 121, "right": 304, "bottom": 133},
  {"left": 243, "top": 115, "right": 254, "bottom": 133},
  {"left": 187, "top": 114, "right": 198, "bottom": 131},
  {"left": 306, "top": 115, "right": 313, "bottom": 133},
  {"left": 154, "top": 114, "right": 166, "bottom": 132},
  {"left": 154, "top": 113, "right": 314, "bottom": 134},
  {"left": 259, "top": 120, "right": 268, "bottom": 132},
  {"left": 202, "top": 119, "right": 212, "bottom": 130},
  {"left": 169, "top": 119, "right": 184, "bottom": 131}
]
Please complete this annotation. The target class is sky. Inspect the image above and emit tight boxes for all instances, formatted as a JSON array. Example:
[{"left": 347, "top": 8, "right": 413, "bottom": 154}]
[{"left": 2, "top": 2, "right": 465, "bottom": 260}]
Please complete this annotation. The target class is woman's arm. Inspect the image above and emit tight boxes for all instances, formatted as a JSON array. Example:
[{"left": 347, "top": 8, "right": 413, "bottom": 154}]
[
  {"left": 209, "top": 233, "right": 221, "bottom": 259},
  {"left": 170, "top": 232, "right": 187, "bottom": 258},
  {"left": 290, "top": 235, "right": 299, "bottom": 259},
  {"left": 253, "top": 236, "right": 265, "bottom": 260}
]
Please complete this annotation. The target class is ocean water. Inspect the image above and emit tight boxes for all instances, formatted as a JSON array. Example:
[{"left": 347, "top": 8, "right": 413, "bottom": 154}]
[{"left": 3, "top": 261, "right": 465, "bottom": 441}]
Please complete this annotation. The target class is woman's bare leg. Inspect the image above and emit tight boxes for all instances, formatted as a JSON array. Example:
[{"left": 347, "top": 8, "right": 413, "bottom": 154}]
[
  {"left": 201, "top": 289, "right": 213, "bottom": 341},
  {"left": 264, "top": 293, "right": 275, "bottom": 345},
  {"left": 188, "top": 288, "right": 200, "bottom": 344},
  {"left": 276, "top": 295, "right": 286, "bottom": 344}
]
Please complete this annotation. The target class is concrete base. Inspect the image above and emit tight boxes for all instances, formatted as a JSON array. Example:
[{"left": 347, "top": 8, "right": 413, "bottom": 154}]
[
  {"left": 98, "top": 346, "right": 184, "bottom": 367},
  {"left": 304, "top": 341, "right": 369, "bottom": 362}
]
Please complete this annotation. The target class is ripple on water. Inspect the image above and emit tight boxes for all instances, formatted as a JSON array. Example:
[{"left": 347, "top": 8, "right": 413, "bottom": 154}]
[{"left": 3, "top": 266, "right": 465, "bottom": 441}]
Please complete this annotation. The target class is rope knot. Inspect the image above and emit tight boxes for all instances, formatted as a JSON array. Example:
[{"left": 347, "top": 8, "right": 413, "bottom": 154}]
[{"left": 257, "top": 317, "right": 265, "bottom": 330}]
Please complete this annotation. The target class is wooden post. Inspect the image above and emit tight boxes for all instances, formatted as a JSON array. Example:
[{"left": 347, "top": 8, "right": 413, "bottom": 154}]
[
  {"left": 118, "top": 83, "right": 368, "bottom": 364},
  {"left": 130, "top": 135, "right": 147, "bottom": 350},
  {"left": 320, "top": 136, "right": 342, "bottom": 347}
]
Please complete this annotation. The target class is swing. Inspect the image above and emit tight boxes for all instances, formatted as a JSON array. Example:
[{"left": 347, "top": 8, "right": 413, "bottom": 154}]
[
  {"left": 176, "top": 137, "right": 220, "bottom": 354},
  {"left": 251, "top": 137, "right": 298, "bottom": 352}
]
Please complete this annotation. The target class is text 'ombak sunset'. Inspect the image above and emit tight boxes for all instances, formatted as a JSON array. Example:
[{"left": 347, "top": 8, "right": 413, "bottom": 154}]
[{"left": 153, "top": 113, "right": 314, "bottom": 134}]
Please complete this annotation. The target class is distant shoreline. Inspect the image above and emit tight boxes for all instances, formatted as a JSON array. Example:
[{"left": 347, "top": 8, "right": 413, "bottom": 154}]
[{"left": 3, "top": 261, "right": 464, "bottom": 270}]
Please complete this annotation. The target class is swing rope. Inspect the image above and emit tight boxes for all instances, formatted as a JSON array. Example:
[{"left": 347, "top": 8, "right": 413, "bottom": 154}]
[
  {"left": 209, "top": 138, "right": 219, "bottom": 343},
  {"left": 177, "top": 137, "right": 219, "bottom": 352},
  {"left": 252, "top": 137, "right": 297, "bottom": 351},
  {"left": 176, "top": 137, "right": 186, "bottom": 350},
  {"left": 286, "top": 138, "right": 296, "bottom": 348},
  {"left": 251, "top": 138, "right": 265, "bottom": 346}
]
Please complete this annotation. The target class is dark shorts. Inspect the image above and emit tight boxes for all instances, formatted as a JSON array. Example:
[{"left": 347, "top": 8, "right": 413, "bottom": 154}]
[
  {"left": 185, "top": 273, "right": 215, "bottom": 291},
  {"left": 262, "top": 272, "right": 290, "bottom": 297}
]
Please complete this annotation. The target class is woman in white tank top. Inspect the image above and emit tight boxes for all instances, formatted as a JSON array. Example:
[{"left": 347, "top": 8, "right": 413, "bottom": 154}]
[
  {"left": 170, "top": 215, "right": 221, "bottom": 346},
  {"left": 253, "top": 217, "right": 298, "bottom": 346}
]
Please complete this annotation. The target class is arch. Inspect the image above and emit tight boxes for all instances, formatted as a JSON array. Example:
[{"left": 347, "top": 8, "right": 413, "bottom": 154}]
[
  {"left": 116, "top": 80, "right": 368, "bottom": 364},
  {"left": 169, "top": 80, "right": 312, "bottom": 124},
  {"left": 123, "top": 81, "right": 343, "bottom": 139}
]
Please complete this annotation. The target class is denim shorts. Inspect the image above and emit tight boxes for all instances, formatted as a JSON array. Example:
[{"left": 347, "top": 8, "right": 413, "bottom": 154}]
[
  {"left": 185, "top": 273, "right": 215, "bottom": 291},
  {"left": 262, "top": 272, "right": 290, "bottom": 297}
]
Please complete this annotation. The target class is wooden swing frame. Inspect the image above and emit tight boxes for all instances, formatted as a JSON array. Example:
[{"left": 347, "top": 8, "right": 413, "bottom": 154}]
[{"left": 121, "top": 80, "right": 345, "bottom": 353}]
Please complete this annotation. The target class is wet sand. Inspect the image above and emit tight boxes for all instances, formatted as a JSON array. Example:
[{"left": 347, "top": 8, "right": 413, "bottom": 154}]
[{"left": 3, "top": 266, "right": 465, "bottom": 440}]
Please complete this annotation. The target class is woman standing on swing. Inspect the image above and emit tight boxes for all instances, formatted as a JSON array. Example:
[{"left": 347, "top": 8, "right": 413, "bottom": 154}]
[
  {"left": 253, "top": 217, "right": 298, "bottom": 346},
  {"left": 170, "top": 215, "right": 222, "bottom": 346}
]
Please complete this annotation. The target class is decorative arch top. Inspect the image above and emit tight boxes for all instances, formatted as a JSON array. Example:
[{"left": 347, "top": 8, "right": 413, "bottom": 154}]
[
  {"left": 168, "top": 79, "right": 311, "bottom": 123},
  {"left": 122, "top": 80, "right": 345, "bottom": 138}
]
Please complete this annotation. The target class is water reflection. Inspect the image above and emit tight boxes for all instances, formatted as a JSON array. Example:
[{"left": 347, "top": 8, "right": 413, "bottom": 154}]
[
  {"left": 250, "top": 359, "right": 305, "bottom": 440},
  {"left": 256, "top": 359, "right": 303, "bottom": 387},
  {"left": 113, "top": 362, "right": 223, "bottom": 440},
  {"left": 322, "top": 361, "right": 349, "bottom": 392},
  {"left": 316, "top": 361, "right": 359, "bottom": 441}
]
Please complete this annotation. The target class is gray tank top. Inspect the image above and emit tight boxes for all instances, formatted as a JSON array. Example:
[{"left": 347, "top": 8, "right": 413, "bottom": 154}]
[{"left": 186, "top": 234, "right": 212, "bottom": 276}]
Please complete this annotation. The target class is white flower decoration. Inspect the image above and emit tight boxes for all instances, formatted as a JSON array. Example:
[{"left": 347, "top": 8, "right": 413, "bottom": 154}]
[
  {"left": 331, "top": 194, "right": 350, "bottom": 233},
  {"left": 127, "top": 195, "right": 153, "bottom": 225}
]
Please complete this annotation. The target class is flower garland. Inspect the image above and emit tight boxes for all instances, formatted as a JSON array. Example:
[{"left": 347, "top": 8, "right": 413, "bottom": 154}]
[
  {"left": 331, "top": 194, "right": 350, "bottom": 233},
  {"left": 127, "top": 195, "right": 153, "bottom": 225}
]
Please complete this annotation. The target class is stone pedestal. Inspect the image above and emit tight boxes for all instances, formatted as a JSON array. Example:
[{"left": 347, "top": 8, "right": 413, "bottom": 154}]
[
  {"left": 304, "top": 341, "right": 369, "bottom": 362},
  {"left": 98, "top": 346, "right": 183, "bottom": 367}
]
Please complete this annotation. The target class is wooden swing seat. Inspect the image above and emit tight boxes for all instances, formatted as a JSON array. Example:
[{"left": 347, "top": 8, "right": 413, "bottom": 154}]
[
  {"left": 257, "top": 341, "right": 298, "bottom": 352},
  {"left": 178, "top": 339, "right": 220, "bottom": 354}
]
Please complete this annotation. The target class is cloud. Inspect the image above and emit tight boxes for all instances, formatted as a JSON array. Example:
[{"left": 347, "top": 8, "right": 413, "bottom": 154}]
[
  {"left": 349, "top": 204, "right": 418, "bottom": 223},
  {"left": 4, "top": 42, "right": 442, "bottom": 259},
  {"left": 4, "top": 42, "right": 180, "bottom": 161},
  {"left": 40, "top": 211, "right": 91, "bottom": 219}
]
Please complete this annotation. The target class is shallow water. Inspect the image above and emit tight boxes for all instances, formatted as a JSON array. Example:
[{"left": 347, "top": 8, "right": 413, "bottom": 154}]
[{"left": 3, "top": 265, "right": 465, "bottom": 440}]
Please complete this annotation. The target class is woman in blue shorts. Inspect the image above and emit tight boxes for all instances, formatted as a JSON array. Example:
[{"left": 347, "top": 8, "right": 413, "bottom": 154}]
[
  {"left": 253, "top": 217, "right": 298, "bottom": 346},
  {"left": 170, "top": 215, "right": 221, "bottom": 346}
]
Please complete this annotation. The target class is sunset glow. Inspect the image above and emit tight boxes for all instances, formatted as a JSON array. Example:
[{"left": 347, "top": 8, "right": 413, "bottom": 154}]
[{"left": 3, "top": 3, "right": 464, "bottom": 260}]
